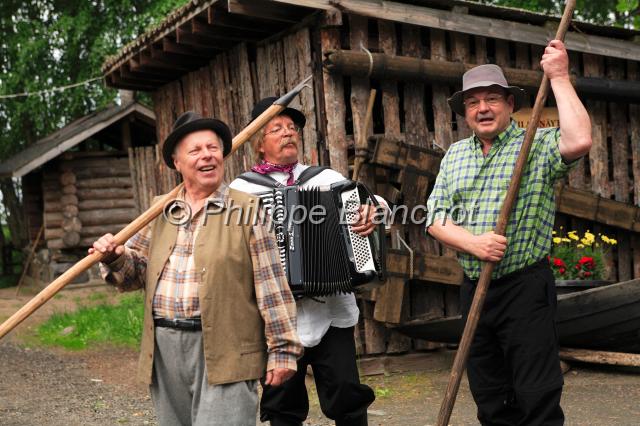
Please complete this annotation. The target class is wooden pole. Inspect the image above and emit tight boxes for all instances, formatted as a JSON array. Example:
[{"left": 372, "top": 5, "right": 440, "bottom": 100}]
[
  {"left": 436, "top": 2, "right": 576, "bottom": 425},
  {"left": 323, "top": 51, "right": 640, "bottom": 103},
  {"left": 352, "top": 88, "right": 376, "bottom": 181},
  {"left": 559, "top": 348, "right": 640, "bottom": 368},
  {"left": 14, "top": 224, "right": 45, "bottom": 296},
  {"left": 0, "top": 76, "right": 313, "bottom": 341}
]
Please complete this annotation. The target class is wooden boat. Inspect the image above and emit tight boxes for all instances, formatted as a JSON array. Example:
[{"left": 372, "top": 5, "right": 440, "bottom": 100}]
[{"left": 395, "top": 278, "right": 640, "bottom": 353}]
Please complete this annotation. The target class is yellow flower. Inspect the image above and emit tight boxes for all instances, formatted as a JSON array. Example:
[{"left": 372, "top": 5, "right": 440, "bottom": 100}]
[
  {"left": 567, "top": 231, "right": 579, "bottom": 241},
  {"left": 610, "top": 239, "right": 618, "bottom": 245},
  {"left": 580, "top": 238, "right": 593, "bottom": 246},
  {"left": 552, "top": 230, "right": 556, "bottom": 235},
  {"left": 562, "top": 238, "right": 571, "bottom": 243},
  {"left": 553, "top": 237, "right": 562, "bottom": 244},
  {"left": 577, "top": 244, "right": 585, "bottom": 248},
  {"left": 601, "top": 235, "right": 611, "bottom": 244},
  {"left": 584, "top": 231, "right": 595, "bottom": 243}
]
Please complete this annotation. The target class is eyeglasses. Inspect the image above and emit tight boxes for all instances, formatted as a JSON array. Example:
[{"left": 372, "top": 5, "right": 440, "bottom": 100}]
[
  {"left": 264, "top": 124, "right": 301, "bottom": 136},
  {"left": 463, "top": 94, "right": 505, "bottom": 110}
]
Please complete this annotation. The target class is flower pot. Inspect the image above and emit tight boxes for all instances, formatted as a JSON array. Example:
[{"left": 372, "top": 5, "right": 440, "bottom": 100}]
[{"left": 554, "top": 279, "right": 614, "bottom": 295}]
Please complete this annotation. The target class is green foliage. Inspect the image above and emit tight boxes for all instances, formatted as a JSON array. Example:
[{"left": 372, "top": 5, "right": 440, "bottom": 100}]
[
  {"left": 477, "top": 0, "right": 639, "bottom": 28},
  {"left": 0, "top": 0, "right": 189, "bottom": 160},
  {"left": 35, "top": 291, "right": 145, "bottom": 350}
]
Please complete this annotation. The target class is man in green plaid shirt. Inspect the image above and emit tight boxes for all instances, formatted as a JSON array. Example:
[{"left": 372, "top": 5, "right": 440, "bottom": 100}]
[{"left": 426, "top": 40, "right": 591, "bottom": 425}]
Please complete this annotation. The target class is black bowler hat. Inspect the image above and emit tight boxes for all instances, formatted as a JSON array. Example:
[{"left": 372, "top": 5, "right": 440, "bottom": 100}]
[
  {"left": 162, "top": 111, "right": 233, "bottom": 169},
  {"left": 250, "top": 97, "right": 306, "bottom": 129}
]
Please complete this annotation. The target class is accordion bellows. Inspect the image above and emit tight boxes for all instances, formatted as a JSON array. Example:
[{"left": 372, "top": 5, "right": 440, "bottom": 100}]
[{"left": 260, "top": 180, "right": 386, "bottom": 297}]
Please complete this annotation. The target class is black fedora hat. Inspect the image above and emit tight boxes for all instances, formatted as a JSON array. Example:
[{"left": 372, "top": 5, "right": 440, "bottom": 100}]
[
  {"left": 251, "top": 97, "right": 306, "bottom": 129},
  {"left": 162, "top": 111, "right": 233, "bottom": 169}
]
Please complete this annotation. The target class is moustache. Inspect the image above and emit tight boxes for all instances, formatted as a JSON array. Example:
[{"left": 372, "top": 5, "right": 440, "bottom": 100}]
[
  {"left": 279, "top": 138, "right": 298, "bottom": 149},
  {"left": 477, "top": 113, "right": 494, "bottom": 121}
]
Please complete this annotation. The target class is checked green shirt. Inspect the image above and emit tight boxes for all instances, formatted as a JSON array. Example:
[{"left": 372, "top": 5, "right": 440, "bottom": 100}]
[{"left": 426, "top": 120, "right": 573, "bottom": 280}]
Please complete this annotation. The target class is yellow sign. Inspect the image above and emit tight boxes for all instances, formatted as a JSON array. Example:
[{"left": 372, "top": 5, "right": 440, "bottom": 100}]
[{"left": 512, "top": 107, "right": 559, "bottom": 128}]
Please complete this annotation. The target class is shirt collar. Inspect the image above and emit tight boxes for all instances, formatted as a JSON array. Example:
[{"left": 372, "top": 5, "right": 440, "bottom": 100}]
[
  {"left": 179, "top": 182, "right": 228, "bottom": 208},
  {"left": 471, "top": 119, "right": 520, "bottom": 152}
]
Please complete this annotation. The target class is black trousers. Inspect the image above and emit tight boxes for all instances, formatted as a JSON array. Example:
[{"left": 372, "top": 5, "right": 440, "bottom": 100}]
[
  {"left": 260, "top": 326, "right": 375, "bottom": 426},
  {"left": 460, "top": 259, "right": 565, "bottom": 426}
]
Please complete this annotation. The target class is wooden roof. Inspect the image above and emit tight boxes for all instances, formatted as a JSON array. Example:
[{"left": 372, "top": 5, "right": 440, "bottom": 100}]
[
  {"left": 0, "top": 102, "right": 155, "bottom": 178},
  {"left": 102, "top": 0, "right": 640, "bottom": 92}
]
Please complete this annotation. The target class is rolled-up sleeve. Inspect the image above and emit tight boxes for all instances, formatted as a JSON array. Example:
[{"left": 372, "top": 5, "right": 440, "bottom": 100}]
[
  {"left": 250, "top": 209, "right": 303, "bottom": 372},
  {"left": 99, "top": 224, "right": 151, "bottom": 292}
]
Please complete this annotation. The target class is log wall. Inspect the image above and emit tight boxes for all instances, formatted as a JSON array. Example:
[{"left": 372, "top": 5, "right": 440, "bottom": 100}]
[{"left": 42, "top": 154, "right": 137, "bottom": 250}]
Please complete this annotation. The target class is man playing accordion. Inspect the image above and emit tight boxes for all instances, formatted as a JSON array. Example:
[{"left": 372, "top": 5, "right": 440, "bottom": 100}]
[{"left": 230, "top": 97, "right": 388, "bottom": 426}]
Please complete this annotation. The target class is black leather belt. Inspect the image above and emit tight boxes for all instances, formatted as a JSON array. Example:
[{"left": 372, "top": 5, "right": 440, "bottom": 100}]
[{"left": 154, "top": 317, "right": 202, "bottom": 331}]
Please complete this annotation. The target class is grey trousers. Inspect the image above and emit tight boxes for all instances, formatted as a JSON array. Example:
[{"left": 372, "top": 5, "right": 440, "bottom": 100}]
[{"left": 150, "top": 327, "right": 258, "bottom": 426}]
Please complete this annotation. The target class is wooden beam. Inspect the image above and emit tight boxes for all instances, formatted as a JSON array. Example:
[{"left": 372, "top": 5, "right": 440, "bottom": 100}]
[
  {"left": 108, "top": 73, "right": 158, "bottom": 91},
  {"left": 102, "top": 0, "right": 218, "bottom": 77},
  {"left": 128, "top": 57, "right": 182, "bottom": 80},
  {"left": 227, "top": 0, "right": 306, "bottom": 23},
  {"left": 192, "top": 17, "right": 266, "bottom": 41},
  {"left": 150, "top": 45, "right": 207, "bottom": 69},
  {"left": 370, "top": 135, "right": 442, "bottom": 176},
  {"left": 324, "top": 50, "right": 640, "bottom": 103},
  {"left": 386, "top": 249, "right": 464, "bottom": 285},
  {"left": 139, "top": 51, "right": 191, "bottom": 72},
  {"left": 176, "top": 27, "right": 236, "bottom": 51},
  {"left": 358, "top": 352, "right": 446, "bottom": 376},
  {"left": 162, "top": 38, "right": 219, "bottom": 58},
  {"left": 555, "top": 185, "right": 640, "bottom": 233},
  {"left": 120, "top": 64, "right": 173, "bottom": 84},
  {"left": 559, "top": 348, "right": 640, "bottom": 368},
  {"left": 270, "top": 0, "right": 640, "bottom": 61},
  {"left": 373, "top": 276, "right": 407, "bottom": 324},
  {"left": 208, "top": 6, "right": 279, "bottom": 33}
]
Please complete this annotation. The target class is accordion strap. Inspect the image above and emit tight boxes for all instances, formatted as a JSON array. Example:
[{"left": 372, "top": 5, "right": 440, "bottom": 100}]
[
  {"left": 236, "top": 166, "right": 330, "bottom": 188},
  {"left": 235, "top": 171, "right": 283, "bottom": 188}
]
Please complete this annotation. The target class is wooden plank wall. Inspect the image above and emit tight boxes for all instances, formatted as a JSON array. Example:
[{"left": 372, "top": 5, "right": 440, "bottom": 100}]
[
  {"left": 316, "top": 17, "right": 640, "bottom": 353},
  {"left": 147, "top": 14, "right": 640, "bottom": 354},
  {"left": 151, "top": 28, "right": 318, "bottom": 193}
]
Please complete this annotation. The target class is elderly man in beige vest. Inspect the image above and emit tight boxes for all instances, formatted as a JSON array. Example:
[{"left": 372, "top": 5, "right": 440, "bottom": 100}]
[{"left": 91, "top": 112, "right": 303, "bottom": 426}]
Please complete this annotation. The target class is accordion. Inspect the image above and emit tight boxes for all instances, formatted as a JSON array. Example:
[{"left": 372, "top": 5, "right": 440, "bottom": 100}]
[{"left": 259, "top": 180, "right": 386, "bottom": 297}]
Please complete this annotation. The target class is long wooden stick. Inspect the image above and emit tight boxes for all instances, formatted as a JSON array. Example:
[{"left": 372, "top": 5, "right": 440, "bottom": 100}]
[
  {"left": 0, "top": 75, "right": 312, "bottom": 341},
  {"left": 559, "top": 348, "right": 640, "bottom": 368},
  {"left": 436, "top": 3, "right": 576, "bottom": 424},
  {"left": 352, "top": 88, "right": 377, "bottom": 181},
  {"left": 15, "top": 224, "right": 45, "bottom": 296}
]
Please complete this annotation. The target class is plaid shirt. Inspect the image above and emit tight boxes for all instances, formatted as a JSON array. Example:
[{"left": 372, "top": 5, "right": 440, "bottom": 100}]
[
  {"left": 426, "top": 120, "right": 573, "bottom": 279},
  {"left": 101, "top": 183, "right": 302, "bottom": 371}
]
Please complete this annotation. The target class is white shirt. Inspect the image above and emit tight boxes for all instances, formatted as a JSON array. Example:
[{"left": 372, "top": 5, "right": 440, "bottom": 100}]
[{"left": 230, "top": 164, "right": 383, "bottom": 347}]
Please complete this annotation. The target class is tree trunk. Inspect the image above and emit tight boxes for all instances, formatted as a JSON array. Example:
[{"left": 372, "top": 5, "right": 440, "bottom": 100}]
[{"left": 0, "top": 178, "right": 27, "bottom": 247}]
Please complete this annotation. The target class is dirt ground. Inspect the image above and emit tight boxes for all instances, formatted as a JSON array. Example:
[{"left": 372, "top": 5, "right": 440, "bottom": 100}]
[{"left": 2, "top": 285, "right": 640, "bottom": 425}]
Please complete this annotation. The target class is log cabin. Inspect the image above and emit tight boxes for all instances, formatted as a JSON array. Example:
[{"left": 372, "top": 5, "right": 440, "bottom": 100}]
[
  {"left": 0, "top": 98, "right": 156, "bottom": 287},
  {"left": 99, "top": 0, "right": 640, "bottom": 358}
]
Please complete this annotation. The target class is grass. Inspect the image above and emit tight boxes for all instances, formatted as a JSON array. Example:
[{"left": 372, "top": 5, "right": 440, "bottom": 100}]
[{"left": 35, "top": 292, "right": 144, "bottom": 350}]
